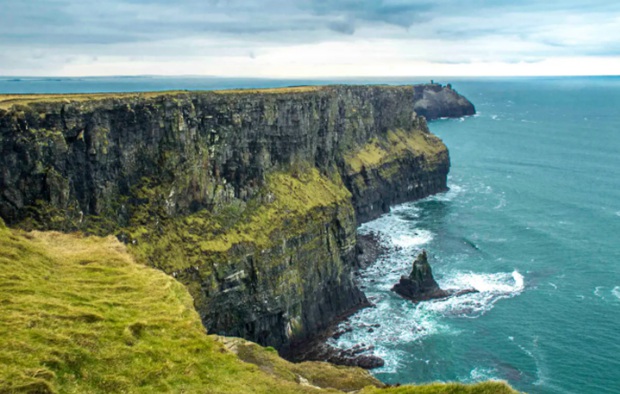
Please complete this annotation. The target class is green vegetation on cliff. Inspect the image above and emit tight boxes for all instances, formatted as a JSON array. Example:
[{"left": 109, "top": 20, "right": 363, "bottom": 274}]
[
  {"left": 344, "top": 128, "right": 447, "bottom": 175},
  {"left": 128, "top": 165, "right": 353, "bottom": 272},
  {"left": 0, "top": 221, "right": 517, "bottom": 393}
]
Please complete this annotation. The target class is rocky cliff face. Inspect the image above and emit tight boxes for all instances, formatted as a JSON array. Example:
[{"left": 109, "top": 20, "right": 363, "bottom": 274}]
[{"left": 0, "top": 84, "right": 473, "bottom": 350}]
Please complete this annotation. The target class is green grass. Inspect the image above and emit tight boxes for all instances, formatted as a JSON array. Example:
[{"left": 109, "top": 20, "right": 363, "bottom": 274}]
[
  {"left": 0, "top": 91, "right": 189, "bottom": 110},
  {"left": 0, "top": 223, "right": 345, "bottom": 393},
  {"left": 344, "top": 128, "right": 447, "bottom": 175},
  {"left": 360, "top": 382, "right": 518, "bottom": 394}
]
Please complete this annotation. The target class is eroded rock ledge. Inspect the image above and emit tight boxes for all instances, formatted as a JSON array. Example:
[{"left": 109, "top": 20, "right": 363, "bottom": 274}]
[{"left": 0, "top": 84, "right": 474, "bottom": 352}]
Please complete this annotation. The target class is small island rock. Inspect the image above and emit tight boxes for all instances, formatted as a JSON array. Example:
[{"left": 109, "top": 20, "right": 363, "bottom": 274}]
[{"left": 392, "top": 250, "right": 450, "bottom": 302}]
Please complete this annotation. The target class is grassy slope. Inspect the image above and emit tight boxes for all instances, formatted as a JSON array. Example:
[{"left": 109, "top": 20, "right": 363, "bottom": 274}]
[
  {"left": 0, "top": 220, "right": 340, "bottom": 393},
  {"left": 0, "top": 219, "right": 518, "bottom": 394}
]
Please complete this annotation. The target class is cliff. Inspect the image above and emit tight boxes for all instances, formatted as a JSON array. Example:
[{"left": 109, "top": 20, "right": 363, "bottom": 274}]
[
  {"left": 0, "top": 221, "right": 517, "bottom": 393},
  {"left": 0, "top": 84, "right": 473, "bottom": 352}
]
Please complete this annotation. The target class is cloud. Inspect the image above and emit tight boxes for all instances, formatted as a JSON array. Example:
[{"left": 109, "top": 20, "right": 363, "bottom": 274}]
[{"left": 0, "top": 0, "right": 619, "bottom": 76}]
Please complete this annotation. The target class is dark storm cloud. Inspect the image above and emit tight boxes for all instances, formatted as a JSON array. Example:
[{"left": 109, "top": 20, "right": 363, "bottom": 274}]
[
  {"left": 1, "top": 0, "right": 617, "bottom": 46},
  {"left": 0, "top": 0, "right": 432, "bottom": 46}
]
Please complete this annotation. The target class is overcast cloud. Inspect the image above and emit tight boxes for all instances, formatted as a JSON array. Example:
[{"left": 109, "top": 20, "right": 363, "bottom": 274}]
[{"left": 1, "top": 0, "right": 619, "bottom": 76}]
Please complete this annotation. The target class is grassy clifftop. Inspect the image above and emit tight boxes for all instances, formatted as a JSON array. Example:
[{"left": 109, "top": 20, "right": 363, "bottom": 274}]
[
  {"left": 0, "top": 219, "right": 376, "bottom": 393},
  {"left": 0, "top": 220, "right": 517, "bottom": 393},
  {"left": 0, "top": 86, "right": 331, "bottom": 110}
]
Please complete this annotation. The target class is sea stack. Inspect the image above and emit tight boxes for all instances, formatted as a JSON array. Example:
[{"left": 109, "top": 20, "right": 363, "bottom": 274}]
[{"left": 392, "top": 250, "right": 450, "bottom": 302}]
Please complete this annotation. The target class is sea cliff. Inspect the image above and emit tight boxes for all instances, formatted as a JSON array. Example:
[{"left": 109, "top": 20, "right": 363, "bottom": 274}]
[{"left": 0, "top": 84, "right": 474, "bottom": 352}]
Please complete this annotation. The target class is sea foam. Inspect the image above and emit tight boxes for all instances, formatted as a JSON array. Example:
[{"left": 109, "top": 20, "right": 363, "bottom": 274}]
[
  {"left": 424, "top": 270, "right": 525, "bottom": 317},
  {"left": 612, "top": 286, "right": 620, "bottom": 300}
]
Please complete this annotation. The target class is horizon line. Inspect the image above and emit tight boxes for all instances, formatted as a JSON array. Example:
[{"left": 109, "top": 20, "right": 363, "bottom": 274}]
[{"left": 1, "top": 74, "right": 620, "bottom": 79}]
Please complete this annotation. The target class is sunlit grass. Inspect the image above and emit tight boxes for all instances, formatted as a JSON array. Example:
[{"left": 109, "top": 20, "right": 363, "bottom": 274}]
[{"left": 0, "top": 221, "right": 334, "bottom": 393}]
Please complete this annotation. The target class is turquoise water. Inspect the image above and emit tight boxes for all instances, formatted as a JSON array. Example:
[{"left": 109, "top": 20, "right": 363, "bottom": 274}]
[
  {"left": 2, "top": 76, "right": 619, "bottom": 392},
  {"left": 331, "top": 78, "right": 620, "bottom": 393}
]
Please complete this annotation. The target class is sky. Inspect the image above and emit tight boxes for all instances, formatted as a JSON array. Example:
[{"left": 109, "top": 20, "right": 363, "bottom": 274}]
[{"left": 1, "top": 0, "right": 619, "bottom": 77}]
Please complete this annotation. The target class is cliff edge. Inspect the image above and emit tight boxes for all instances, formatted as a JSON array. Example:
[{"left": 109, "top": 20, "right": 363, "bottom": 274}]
[{"left": 0, "top": 84, "right": 473, "bottom": 352}]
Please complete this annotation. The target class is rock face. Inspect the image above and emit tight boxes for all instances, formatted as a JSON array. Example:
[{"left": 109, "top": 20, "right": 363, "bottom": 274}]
[
  {"left": 392, "top": 250, "right": 449, "bottom": 302},
  {"left": 414, "top": 83, "right": 476, "bottom": 120},
  {"left": 392, "top": 250, "right": 478, "bottom": 303},
  {"left": 0, "top": 84, "right": 472, "bottom": 351}
]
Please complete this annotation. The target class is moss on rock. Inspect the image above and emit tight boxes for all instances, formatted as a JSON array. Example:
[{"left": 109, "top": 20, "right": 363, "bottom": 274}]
[{"left": 344, "top": 128, "right": 447, "bottom": 175}]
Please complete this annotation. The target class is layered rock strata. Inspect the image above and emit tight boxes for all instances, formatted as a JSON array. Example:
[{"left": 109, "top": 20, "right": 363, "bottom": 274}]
[{"left": 0, "top": 84, "right": 474, "bottom": 351}]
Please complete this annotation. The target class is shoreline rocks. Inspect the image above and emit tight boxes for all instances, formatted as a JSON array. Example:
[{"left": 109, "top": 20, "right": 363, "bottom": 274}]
[
  {"left": 392, "top": 250, "right": 477, "bottom": 302},
  {"left": 282, "top": 316, "right": 386, "bottom": 370},
  {"left": 392, "top": 250, "right": 448, "bottom": 302}
]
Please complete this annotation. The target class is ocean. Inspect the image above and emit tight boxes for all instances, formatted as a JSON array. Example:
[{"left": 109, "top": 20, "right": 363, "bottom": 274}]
[
  {"left": 2, "top": 76, "right": 619, "bottom": 393},
  {"left": 331, "top": 77, "right": 620, "bottom": 394}
]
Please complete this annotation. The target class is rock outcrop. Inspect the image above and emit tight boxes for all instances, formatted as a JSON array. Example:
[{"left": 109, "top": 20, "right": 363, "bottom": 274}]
[
  {"left": 393, "top": 250, "right": 478, "bottom": 302},
  {"left": 392, "top": 250, "right": 449, "bottom": 302},
  {"left": 0, "top": 84, "right": 472, "bottom": 351},
  {"left": 414, "top": 83, "right": 476, "bottom": 120}
]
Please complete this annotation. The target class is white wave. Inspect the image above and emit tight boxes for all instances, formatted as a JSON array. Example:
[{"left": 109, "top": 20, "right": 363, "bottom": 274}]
[
  {"left": 392, "top": 231, "right": 434, "bottom": 248},
  {"left": 594, "top": 286, "right": 605, "bottom": 299},
  {"left": 390, "top": 203, "right": 422, "bottom": 214},
  {"left": 425, "top": 270, "right": 525, "bottom": 317},
  {"left": 548, "top": 282, "right": 557, "bottom": 290},
  {"left": 329, "top": 269, "right": 525, "bottom": 372},
  {"left": 423, "top": 183, "right": 464, "bottom": 202},
  {"left": 443, "top": 270, "right": 524, "bottom": 294},
  {"left": 494, "top": 196, "right": 507, "bottom": 209},
  {"left": 327, "top": 296, "right": 453, "bottom": 372},
  {"left": 491, "top": 114, "right": 499, "bottom": 120},
  {"left": 612, "top": 286, "right": 620, "bottom": 300},
  {"left": 469, "top": 367, "right": 499, "bottom": 382}
]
